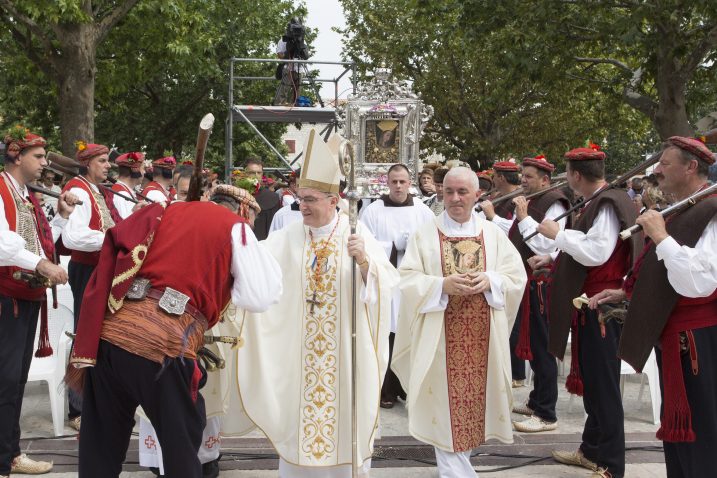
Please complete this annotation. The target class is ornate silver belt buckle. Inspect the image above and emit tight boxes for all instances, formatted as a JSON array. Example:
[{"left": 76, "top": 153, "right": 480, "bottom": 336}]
[
  {"left": 158, "top": 287, "right": 190, "bottom": 316},
  {"left": 126, "top": 278, "right": 151, "bottom": 300}
]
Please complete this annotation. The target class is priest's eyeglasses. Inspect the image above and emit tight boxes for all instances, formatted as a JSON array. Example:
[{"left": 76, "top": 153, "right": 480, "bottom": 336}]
[{"left": 296, "top": 194, "right": 331, "bottom": 204}]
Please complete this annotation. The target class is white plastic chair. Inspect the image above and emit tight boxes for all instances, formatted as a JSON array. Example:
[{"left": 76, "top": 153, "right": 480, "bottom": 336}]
[
  {"left": 27, "top": 286, "right": 74, "bottom": 436},
  {"left": 620, "top": 350, "right": 661, "bottom": 425}
]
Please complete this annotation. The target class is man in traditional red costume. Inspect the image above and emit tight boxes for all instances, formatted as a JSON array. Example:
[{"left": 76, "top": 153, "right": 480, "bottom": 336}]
[
  {"left": 393, "top": 167, "right": 527, "bottom": 477},
  {"left": 66, "top": 184, "right": 282, "bottom": 477},
  {"left": 111, "top": 151, "right": 146, "bottom": 219},
  {"left": 494, "top": 155, "right": 570, "bottom": 433},
  {"left": 142, "top": 156, "right": 176, "bottom": 203},
  {"left": 61, "top": 141, "right": 123, "bottom": 430},
  {"left": 531, "top": 143, "right": 641, "bottom": 478},
  {"left": 590, "top": 136, "right": 717, "bottom": 478},
  {"left": 0, "top": 127, "right": 79, "bottom": 476}
]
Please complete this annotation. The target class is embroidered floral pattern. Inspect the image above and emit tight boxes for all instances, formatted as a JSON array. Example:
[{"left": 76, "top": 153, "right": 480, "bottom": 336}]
[
  {"left": 301, "top": 236, "right": 339, "bottom": 463},
  {"left": 440, "top": 231, "right": 491, "bottom": 452}
]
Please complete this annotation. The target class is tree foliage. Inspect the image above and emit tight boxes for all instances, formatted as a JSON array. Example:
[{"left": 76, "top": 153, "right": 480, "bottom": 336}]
[
  {"left": 0, "top": 0, "right": 307, "bottom": 171},
  {"left": 339, "top": 0, "right": 716, "bottom": 173}
]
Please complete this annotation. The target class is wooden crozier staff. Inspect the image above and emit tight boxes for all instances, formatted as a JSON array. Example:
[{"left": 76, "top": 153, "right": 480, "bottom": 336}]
[{"left": 338, "top": 139, "right": 360, "bottom": 478}]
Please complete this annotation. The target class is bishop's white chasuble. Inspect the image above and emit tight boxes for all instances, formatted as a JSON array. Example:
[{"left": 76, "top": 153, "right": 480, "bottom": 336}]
[
  {"left": 392, "top": 212, "right": 526, "bottom": 452},
  {"left": 237, "top": 213, "right": 399, "bottom": 474}
]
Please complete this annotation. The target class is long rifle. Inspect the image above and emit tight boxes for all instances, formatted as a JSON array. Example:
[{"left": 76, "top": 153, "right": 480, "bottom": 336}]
[
  {"left": 186, "top": 113, "right": 215, "bottom": 202},
  {"left": 619, "top": 182, "right": 717, "bottom": 240},
  {"left": 523, "top": 152, "right": 662, "bottom": 242},
  {"left": 338, "top": 138, "right": 359, "bottom": 478},
  {"left": 26, "top": 182, "right": 83, "bottom": 206},
  {"left": 475, "top": 187, "right": 524, "bottom": 213},
  {"left": 476, "top": 181, "right": 568, "bottom": 214},
  {"left": 47, "top": 152, "right": 153, "bottom": 204}
]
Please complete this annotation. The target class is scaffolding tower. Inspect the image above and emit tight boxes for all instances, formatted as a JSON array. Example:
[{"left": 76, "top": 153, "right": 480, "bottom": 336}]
[{"left": 225, "top": 57, "right": 355, "bottom": 180}]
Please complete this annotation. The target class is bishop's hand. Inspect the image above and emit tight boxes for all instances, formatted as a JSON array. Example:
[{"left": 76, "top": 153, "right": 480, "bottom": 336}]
[{"left": 347, "top": 234, "right": 368, "bottom": 267}]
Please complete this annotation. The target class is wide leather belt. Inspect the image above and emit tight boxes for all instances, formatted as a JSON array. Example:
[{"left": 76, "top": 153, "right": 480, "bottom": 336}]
[{"left": 145, "top": 288, "right": 206, "bottom": 323}]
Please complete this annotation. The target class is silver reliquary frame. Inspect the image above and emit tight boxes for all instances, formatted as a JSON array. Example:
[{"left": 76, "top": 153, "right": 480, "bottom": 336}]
[{"left": 336, "top": 67, "right": 433, "bottom": 198}]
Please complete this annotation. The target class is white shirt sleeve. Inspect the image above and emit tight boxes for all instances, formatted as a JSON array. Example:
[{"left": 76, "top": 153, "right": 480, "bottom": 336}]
[
  {"left": 517, "top": 201, "right": 568, "bottom": 256},
  {"left": 655, "top": 216, "right": 717, "bottom": 298},
  {"left": 49, "top": 215, "right": 68, "bottom": 243},
  {"left": 113, "top": 192, "right": 134, "bottom": 219},
  {"left": 230, "top": 223, "right": 283, "bottom": 312},
  {"left": 61, "top": 187, "right": 106, "bottom": 252},
  {"left": 554, "top": 205, "right": 620, "bottom": 267},
  {"left": 490, "top": 215, "right": 514, "bottom": 236},
  {"left": 0, "top": 197, "right": 43, "bottom": 270},
  {"left": 144, "top": 189, "right": 167, "bottom": 204}
]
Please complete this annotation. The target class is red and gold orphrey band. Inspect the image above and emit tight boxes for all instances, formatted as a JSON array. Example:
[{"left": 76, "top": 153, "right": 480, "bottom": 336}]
[{"left": 439, "top": 231, "right": 491, "bottom": 452}]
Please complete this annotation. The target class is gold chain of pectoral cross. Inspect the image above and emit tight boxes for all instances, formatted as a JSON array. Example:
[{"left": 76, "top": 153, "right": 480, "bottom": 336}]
[{"left": 306, "top": 219, "right": 339, "bottom": 315}]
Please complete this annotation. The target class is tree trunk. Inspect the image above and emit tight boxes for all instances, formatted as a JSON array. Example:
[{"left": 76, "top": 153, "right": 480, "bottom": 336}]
[
  {"left": 652, "top": 24, "right": 694, "bottom": 139},
  {"left": 57, "top": 23, "right": 97, "bottom": 156}
]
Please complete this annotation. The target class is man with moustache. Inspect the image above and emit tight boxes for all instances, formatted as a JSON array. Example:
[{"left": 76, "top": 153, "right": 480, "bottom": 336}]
[{"left": 590, "top": 136, "right": 717, "bottom": 478}]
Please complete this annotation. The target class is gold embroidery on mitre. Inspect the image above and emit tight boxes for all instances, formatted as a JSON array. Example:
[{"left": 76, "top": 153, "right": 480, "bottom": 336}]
[{"left": 300, "top": 235, "right": 338, "bottom": 463}]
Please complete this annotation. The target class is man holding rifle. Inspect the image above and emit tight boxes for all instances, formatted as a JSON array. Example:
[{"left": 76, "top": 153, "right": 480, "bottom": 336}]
[
  {"left": 0, "top": 127, "right": 79, "bottom": 477},
  {"left": 530, "top": 143, "right": 640, "bottom": 478},
  {"left": 505, "top": 155, "right": 570, "bottom": 434},
  {"left": 61, "top": 141, "right": 123, "bottom": 430},
  {"left": 590, "top": 136, "right": 717, "bottom": 478}
]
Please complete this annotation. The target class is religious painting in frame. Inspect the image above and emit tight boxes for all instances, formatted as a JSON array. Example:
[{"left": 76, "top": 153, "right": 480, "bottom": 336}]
[{"left": 337, "top": 67, "right": 433, "bottom": 198}]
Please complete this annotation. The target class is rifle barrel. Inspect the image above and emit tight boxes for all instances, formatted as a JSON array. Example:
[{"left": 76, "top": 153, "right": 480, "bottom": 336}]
[
  {"left": 619, "top": 182, "right": 717, "bottom": 240},
  {"left": 522, "top": 152, "right": 662, "bottom": 242}
]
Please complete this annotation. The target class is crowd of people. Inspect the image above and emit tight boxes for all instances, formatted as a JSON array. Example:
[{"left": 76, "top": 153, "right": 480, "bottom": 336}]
[{"left": 0, "top": 125, "right": 715, "bottom": 478}]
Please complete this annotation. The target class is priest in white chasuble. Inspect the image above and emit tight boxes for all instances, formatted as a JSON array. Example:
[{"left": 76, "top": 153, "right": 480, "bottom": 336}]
[
  {"left": 237, "top": 129, "right": 399, "bottom": 478},
  {"left": 392, "top": 167, "right": 527, "bottom": 477}
]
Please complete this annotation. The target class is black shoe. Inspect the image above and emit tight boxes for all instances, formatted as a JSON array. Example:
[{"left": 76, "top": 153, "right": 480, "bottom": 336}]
[
  {"left": 149, "top": 467, "right": 163, "bottom": 477},
  {"left": 202, "top": 456, "right": 220, "bottom": 478}
]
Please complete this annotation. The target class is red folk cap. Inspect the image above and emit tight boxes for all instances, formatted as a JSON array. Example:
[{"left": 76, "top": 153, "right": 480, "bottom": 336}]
[
  {"left": 115, "top": 152, "right": 145, "bottom": 171},
  {"left": 493, "top": 161, "right": 520, "bottom": 172},
  {"left": 564, "top": 142, "right": 606, "bottom": 161},
  {"left": 76, "top": 142, "right": 110, "bottom": 164},
  {"left": 666, "top": 136, "right": 715, "bottom": 165},
  {"left": 152, "top": 156, "right": 177, "bottom": 170},
  {"left": 522, "top": 154, "right": 555, "bottom": 172},
  {"left": 4, "top": 127, "right": 46, "bottom": 158}
]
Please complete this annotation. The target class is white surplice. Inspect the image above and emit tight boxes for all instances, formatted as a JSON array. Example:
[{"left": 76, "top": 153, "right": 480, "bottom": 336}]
[
  {"left": 237, "top": 212, "right": 399, "bottom": 477},
  {"left": 392, "top": 211, "right": 526, "bottom": 455},
  {"left": 359, "top": 197, "right": 435, "bottom": 332}
]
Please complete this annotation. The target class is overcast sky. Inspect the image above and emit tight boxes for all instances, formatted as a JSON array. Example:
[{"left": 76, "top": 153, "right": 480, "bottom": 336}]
[{"left": 303, "top": 0, "right": 353, "bottom": 102}]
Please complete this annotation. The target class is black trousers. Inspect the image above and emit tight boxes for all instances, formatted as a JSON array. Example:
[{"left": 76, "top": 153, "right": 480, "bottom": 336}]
[
  {"left": 509, "top": 311, "right": 526, "bottom": 381},
  {"left": 578, "top": 308, "right": 625, "bottom": 477},
  {"left": 68, "top": 260, "right": 95, "bottom": 419},
  {"left": 656, "top": 324, "right": 717, "bottom": 478},
  {"left": 381, "top": 332, "right": 406, "bottom": 402},
  {"left": 79, "top": 341, "right": 206, "bottom": 478},
  {"left": 525, "top": 281, "right": 558, "bottom": 423},
  {"left": 0, "top": 295, "right": 40, "bottom": 475}
]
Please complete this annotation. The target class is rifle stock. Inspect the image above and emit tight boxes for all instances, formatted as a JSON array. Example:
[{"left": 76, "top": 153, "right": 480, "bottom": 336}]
[{"left": 187, "top": 113, "right": 215, "bottom": 202}]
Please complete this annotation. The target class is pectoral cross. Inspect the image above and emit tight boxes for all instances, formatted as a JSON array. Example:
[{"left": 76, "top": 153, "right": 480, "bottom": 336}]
[{"left": 307, "top": 291, "right": 322, "bottom": 315}]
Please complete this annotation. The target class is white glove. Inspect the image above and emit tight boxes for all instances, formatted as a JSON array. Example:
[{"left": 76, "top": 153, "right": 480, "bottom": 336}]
[{"left": 394, "top": 231, "right": 410, "bottom": 252}]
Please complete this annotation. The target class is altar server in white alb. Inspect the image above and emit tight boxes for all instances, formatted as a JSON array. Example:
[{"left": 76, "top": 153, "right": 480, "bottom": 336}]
[
  {"left": 237, "top": 129, "right": 399, "bottom": 477},
  {"left": 392, "top": 167, "right": 526, "bottom": 477},
  {"left": 359, "top": 163, "right": 434, "bottom": 409}
]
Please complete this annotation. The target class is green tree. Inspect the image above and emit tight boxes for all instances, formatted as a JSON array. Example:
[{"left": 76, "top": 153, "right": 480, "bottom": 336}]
[
  {"left": 339, "top": 0, "right": 654, "bottom": 172},
  {"left": 0, "top": 0, "right": 140, "bottom": 154},
  {"left": 459, "top": 0, "right": 717, "bottom": 139}
]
